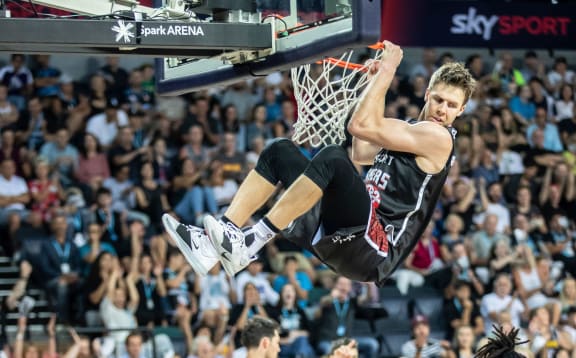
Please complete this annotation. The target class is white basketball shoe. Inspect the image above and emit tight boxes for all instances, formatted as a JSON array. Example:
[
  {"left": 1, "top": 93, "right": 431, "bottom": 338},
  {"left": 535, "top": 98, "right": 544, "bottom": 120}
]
[{"left": 162, "top": 214, "right": 219, "bottom": 276}]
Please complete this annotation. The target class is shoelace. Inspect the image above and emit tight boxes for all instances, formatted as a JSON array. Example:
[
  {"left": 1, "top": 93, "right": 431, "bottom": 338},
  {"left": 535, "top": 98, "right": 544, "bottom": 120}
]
[
  {"left": 185, "top": 225, "right": 208, "bottom": 244},
  {"left": 223, "top": 222, "right": 246, "bottom": 245}
]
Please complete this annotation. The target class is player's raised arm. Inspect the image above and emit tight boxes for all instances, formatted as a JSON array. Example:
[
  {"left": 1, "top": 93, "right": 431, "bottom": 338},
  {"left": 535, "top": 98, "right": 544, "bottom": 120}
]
[{"left": 348, "top": 41, "right": 403, "bottom": 165}]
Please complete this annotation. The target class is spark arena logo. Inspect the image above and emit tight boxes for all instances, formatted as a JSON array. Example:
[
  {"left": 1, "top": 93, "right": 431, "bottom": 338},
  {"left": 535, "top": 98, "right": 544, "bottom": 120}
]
[{"left": 450, "top": 7, "right": 571, "bottom": 41}]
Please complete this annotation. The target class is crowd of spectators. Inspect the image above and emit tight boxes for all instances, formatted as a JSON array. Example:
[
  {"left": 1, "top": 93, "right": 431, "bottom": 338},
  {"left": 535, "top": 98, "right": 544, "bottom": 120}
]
[{"left": 0, "top": 46, "right": 575, "bottom": 358}]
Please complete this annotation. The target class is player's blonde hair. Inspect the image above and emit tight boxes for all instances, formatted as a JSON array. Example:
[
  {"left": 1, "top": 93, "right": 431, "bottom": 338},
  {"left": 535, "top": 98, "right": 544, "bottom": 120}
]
[{"left": 428, "top": 62, "right": 476, "bottom": 104}]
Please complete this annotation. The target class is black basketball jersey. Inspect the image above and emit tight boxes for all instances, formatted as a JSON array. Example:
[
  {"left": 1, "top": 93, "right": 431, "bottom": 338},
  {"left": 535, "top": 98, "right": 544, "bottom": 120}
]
[{"left": 364, "top": 119, "right": 456, "bottom": 279}]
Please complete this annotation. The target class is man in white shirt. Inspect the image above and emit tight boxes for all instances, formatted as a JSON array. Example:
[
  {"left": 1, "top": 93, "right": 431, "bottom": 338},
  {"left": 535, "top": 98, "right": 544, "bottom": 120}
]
[
  {"left": 86, "top": 97, "right": 128, "bottom": 149},
  {"left": 480, "top": 273, "right": 525, "bottom": 336},
  {"left": 0, "top": 158, "right": 30, "bottom": 254},
  {"left": 235, "top": 258, "right": 279, "bottom": 306}
]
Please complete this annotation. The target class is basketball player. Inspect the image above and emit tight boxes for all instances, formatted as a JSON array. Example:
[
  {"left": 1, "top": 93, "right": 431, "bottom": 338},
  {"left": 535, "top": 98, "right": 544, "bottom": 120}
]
[{"left": 163, "top": 41, "right": 476, "bottom": 285}]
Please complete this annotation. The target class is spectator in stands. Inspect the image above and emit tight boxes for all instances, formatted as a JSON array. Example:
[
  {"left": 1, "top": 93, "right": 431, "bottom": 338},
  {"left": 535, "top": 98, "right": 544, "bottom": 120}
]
[
  {"left": 221, "top": 104, "right": 246, "bottom": 153},
  {"left": 444, "top": 280, "right": 484, "bottom": 341},
  {"left": 464, "top": 54, "right": 487, "bottom": 82},
  {"left": 212, "top": 132, "right": 247, "bottom": 183},
  {"left": 86, "top": 96, "right": 129, "bottom": 149},
  {"left": 124, "top": 69, "right": 155, "bottom": 113},
  {"left": 15, "top": 96, "right": 47, "bottom": 151},
  {"left": 134, "top": 253, "right": 167, "bottom": 328},
  {"left": 272, "top": 99, "right": 296, "bottom": 139},
  {"left": 443, "top": 179, "right": 476, "bottom": 233},
  {"left": 480, "top": 273, "right": 525, "bottom": 336},
  {"left": 262, "top": 86, "right": 281, "bottom": 124},
  {"left": 447, "top": 325, "right": 476, "bottom": 358},
  {"left": 195, "top": 263, "right": 235, "bottom": 331},
  {"left": 0, "top": 54, "right": 34, "bottom": 111},
  {"left": 188, "top": 335, "right": 223, "bottom": 358},
  {"left": 526, "top": 107, "right": 564, "bottom": 152},
  {"left": 92, "top": 187, "right": 130, "bottom": 257},
  {"left": 99, "top": 56, "right": 129, "bottom": 100},
  {"left": 268, "top": 283, "right": 315, "bottom": 358},
  {"left": 401, "top": 315, "right": 451, "bottom": 358},
  {"left": 27, "top": 158, "right": 63, "bottom": 227},
  {"left": 208, "top": 160, "right": 239, "bottom": 208},
  {"left": 539, "top": 164, "right": 574, "bottom": 222},
  {"left": 246, "top": 103, "right": 272, "bottom": 150},
  {"left": 102, "top": 164, "right": 136, "bottom": 215},
  {"left": 12, "top": 315, "right": 56, "bottom": 358},
  {"left": 40, "top": 213, "right": 83, "bottom": 324},
  {"left": 229, "top": 282, "right": 272, "bottom": 349},
  {"left": 493, "top": 52, "right": 526, "bottom": 97},
  {"left": 546, "top": 57, "right": 574, "bottom": 97},
  {"left": 519, "top": 51, "right": 546, "bottom": 82},
  {"left": 512, "top": 245, "right": 561, "bottom": 326},
  {"left": 108, "top": 125, "right": 149, "bottom": 182},
  {"left": 0, "top": 158, "right": 30, "bottom": 256},
  {"left": 235, "top": 258, "right": 279, "bottom": 306},
  {"left": 0, "top": 84, "right": 19, "bottom": 128},
  {"left": 83, "top": 250, "right": 115, "bottom": 326},
  {"left": 39, "top": 127, "right": 78, "bottom": 187},
  {"left": 240, "top": 317, "right": 280, "bottom": 358},
  {"left": 326, "top": 338, "right": 359, "bottom": 358},
  {"left": 150, "top": 137, "right": 173, "bottom": 188},
  {"left": 314, "top": 276, "right": 379, "bottom": 358},
  {"left": 173, "top": 158, "right": 218, "bottom": 226},
  {"left": 559, "top": 124, "right": 576, "bottom": 161},
  {"left": 396, "top": 221, "right": 449, "bottom": 295},
  {"left": 554, "top": 84, "right": 574, "bottom": 123},
  {"left": 559, "top": 277, "right": 576, "bottom": 317},
  {"left": 439, "top": 214, "right": 466, "bottom": 264},
  {"left": 410, "top": 48, "right": 437, "bottom": 82},
  {"left": 220, "top": 82, "right": 259, "bottom": 124},
  {"left": 180, "top": 124, "right": 213, "bottom": 170},
  {"left": 509, "top": 85, "right": 536, "bottom": 126},
  {"left": 563, "top": 306, "right": 576, "bottom": 345},
  {"left": 272, "top": 255, "right": 313, "bottom": 309},
  {"left": 133, "top": 161, "right": 172, "bottom": 233},
  {"left": 488, "top": 240, "right": 518, "bottom": 282},
  {"left": 0, "top": 128, "right": 28, "bottom": 181},
  {"left": 163, "top": 249, "right": 195, "bottom": 354},
  {"left": 543, "top": 213, "right": 576, "bottom": 278},
  {"left": 31, "top": 55, "right": 61, "bottom": 99},
  {"left": 182, "top": 96, "right": 221, "bottom": 147},
  {"left": 75, "top": 132, "right": 110, "bottom": 198},
  {"left": 470, "top": 214, "right": 509, "bottom": 270},
  {"left": 526, "top": 306, "right": 573, "bottom": 357}
]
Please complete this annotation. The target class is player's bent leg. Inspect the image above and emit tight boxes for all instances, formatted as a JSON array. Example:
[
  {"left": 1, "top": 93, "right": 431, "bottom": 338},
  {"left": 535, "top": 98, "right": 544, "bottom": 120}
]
[
  {"left": 204, "top": 139, "right": 312, "bottom": 276},
  {"left": 225, "top": 138, "right": 310, "bottom": 227},
  {"left": 161, "top": 214, "right": 218, "bottom": 276}
]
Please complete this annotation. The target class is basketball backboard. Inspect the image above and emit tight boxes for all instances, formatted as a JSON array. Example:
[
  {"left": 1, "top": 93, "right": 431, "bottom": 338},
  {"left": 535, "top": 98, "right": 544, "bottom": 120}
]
[{"left": 155, "top": 0, "right": 381, "bottom": 95}]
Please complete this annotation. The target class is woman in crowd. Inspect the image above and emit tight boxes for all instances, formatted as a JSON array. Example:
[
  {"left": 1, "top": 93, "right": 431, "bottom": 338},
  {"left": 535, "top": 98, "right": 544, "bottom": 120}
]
[
  {"left": 268, "top": 283, "right": 316, "bottom": 358},
  {"left": 133, "top": 161, "right": 172, "bottom": 233},
  {"left": 74, "top": 133, "right": 110, "bottom": 199},
  {"left": 447, "top": 325, "right": 476, "bottom": 358},
  {"left": 28, "top": 158, "right": 63, "bottom": 227}
]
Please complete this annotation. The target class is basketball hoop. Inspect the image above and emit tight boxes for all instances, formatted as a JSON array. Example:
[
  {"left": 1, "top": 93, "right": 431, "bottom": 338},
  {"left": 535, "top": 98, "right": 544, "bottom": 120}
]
[{"left": 291, "top": 43, "right": 384, "bottom": 147}]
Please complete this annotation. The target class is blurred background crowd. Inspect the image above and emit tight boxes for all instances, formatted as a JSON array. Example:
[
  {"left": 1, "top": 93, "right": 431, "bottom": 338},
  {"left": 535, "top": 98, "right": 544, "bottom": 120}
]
[{"left": 0, "top": 45, "right": 576, "bottom": 358}]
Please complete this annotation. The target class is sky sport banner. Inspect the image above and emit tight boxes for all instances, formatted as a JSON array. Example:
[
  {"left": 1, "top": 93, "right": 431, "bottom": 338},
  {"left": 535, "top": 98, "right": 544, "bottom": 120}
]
[{"left": 381, "top": 0, "right": 574, "bottom": 49}]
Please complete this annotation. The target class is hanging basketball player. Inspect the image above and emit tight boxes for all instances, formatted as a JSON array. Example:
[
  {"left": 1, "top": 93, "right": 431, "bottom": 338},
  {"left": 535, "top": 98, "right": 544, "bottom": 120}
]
[{"left": 162, "top": 41, "right": 476, "bottom": 285}]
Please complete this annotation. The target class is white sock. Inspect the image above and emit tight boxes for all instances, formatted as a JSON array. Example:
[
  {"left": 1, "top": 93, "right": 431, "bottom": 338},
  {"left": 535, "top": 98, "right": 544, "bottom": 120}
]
[{"left": 247, "top": 220, "right": 277, "bottom": 256}]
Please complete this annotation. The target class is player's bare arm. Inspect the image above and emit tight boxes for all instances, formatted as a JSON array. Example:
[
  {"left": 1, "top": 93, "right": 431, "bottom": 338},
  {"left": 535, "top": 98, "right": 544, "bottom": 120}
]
[
  {"left": 349, "top": 41, "right": 454, "bottom": 173},
  {"left": 349, "top": 41, "right": 403, "bottom": 165}
]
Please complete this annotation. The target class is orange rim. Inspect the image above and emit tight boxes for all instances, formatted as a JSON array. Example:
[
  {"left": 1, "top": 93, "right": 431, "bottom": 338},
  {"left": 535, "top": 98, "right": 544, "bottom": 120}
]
[{"left": 315, "top": 42, "right": 384, "bottom": 71}]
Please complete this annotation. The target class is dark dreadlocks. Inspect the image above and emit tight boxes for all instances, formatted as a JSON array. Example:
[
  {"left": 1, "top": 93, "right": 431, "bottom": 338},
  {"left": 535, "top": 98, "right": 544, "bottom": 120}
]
[{"left": 475, "top": 326, "right": 529, "bottom": 358}]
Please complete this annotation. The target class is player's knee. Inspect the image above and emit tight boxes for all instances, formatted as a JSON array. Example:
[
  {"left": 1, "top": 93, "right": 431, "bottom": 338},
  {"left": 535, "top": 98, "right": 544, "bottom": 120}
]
[
  {"left": 259, "top": 137, "right": 298, "bottom": 167},
  {"left": 311, "top": 145, "right": 347, "bottom": 165}
]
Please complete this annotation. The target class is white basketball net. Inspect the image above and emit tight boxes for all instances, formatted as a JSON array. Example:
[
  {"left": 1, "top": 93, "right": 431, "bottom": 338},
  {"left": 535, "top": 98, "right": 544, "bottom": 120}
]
[{"left": 291, "top": 46, "right": 383, "bottom": 147}]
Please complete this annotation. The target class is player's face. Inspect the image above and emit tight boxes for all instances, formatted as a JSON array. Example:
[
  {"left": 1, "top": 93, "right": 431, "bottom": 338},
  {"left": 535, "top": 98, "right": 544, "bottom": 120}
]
[
  {"left": 265, "top": 331, "right": 281, "bottom": 358},
  {"left": 424, "top": 83, "right": 466, "bottom": 127}
]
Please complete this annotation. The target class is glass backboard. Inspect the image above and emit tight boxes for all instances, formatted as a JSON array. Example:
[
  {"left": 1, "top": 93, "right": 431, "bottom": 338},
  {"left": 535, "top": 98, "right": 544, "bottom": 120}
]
[{"left": 155, "top": 0, "right": 381, "bottom": 95}]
